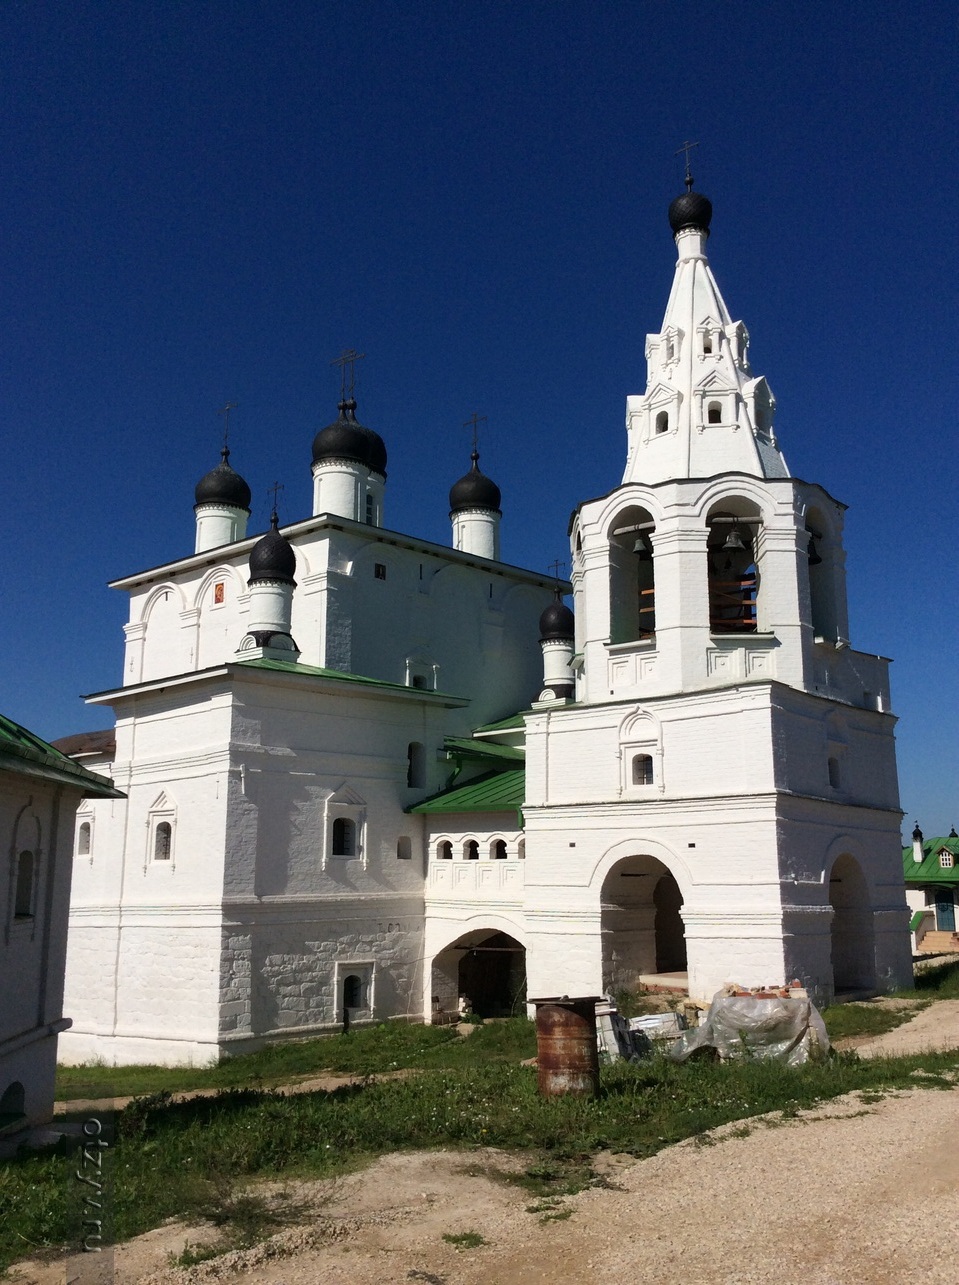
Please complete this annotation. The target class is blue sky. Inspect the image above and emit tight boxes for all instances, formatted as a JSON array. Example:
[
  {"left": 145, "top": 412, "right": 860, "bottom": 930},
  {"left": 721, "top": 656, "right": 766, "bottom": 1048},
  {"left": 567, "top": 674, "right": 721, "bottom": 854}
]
[{"left": 1, "top": 2, "right": 955, "bottom": 834}]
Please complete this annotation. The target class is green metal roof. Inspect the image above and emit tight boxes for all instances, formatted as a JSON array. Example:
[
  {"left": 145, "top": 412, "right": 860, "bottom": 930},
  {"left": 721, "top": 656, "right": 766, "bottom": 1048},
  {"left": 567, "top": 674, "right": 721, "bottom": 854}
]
[
  {"left": 902, "top": 836, "right": 959, "bottom": 886},
  {"left": 408, "top": 768, "right": 525, "bottom": 817},
  {"left": 472, "top": 711, "right": 530, "bottom": 733},
  {"left": 235, "top": 658, "right": 464, "bottom": 701},
  {"left": 443, "top": 735, "right": 524, "bottom": 763},
  {"left": 0, "top": 713, "right": 121, "bottom": 798}
]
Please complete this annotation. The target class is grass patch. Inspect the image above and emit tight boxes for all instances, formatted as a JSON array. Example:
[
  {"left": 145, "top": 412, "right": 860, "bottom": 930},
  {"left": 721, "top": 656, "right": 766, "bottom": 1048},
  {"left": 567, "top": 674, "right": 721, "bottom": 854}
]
[
  {"left": 169, "top": 1240, "right": 223, "bottom": 1268},
  {"left": 442, "top": 1230, "right": 486, "bottom": 1248},
  {"left": 56, "top": 1019, "right": 537, "bottom": 1102},
  {"left": 913, "top": 959, "right": 959, "bottom": 999},
  {"left": 6, "top": 1040, "right": 956, "bottom": 1274},
  {"left": 820, "top": 1001, "right": 925, "bottom": 1041}
]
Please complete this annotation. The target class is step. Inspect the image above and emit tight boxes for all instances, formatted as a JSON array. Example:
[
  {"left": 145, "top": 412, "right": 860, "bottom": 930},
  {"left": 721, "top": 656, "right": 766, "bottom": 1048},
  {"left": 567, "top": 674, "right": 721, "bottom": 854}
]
[{"left": 917, "top": 931, "right": 959, "bottom": 954}]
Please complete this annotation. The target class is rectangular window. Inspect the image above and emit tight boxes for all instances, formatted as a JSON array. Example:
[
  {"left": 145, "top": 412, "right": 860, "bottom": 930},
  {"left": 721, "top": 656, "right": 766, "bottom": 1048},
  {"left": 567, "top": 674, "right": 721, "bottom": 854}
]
[
  {"left": 940, "top": 852, "right": 954, "bottom": 869},
  {"left": 374, "top": 563, "right": 387, "bottom": 580}
]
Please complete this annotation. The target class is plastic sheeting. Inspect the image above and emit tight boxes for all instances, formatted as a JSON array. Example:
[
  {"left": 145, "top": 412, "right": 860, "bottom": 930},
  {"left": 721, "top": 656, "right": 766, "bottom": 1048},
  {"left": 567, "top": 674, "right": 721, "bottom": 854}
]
[{"left": 669, "top": 992, "right": 830, "bottom": 1066}]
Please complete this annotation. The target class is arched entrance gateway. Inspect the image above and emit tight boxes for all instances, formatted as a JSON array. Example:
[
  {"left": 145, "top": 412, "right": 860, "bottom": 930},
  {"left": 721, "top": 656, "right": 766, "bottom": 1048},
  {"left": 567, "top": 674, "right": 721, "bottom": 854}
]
[
  {"left": 431, "top": 930, "right": 527, "bottom": 1018},
  {"left": 829, "top": 853, "right": 877, "bottom": 994},
  {"left": 601, "top": 854, "right": 687, "bottom": 994}
]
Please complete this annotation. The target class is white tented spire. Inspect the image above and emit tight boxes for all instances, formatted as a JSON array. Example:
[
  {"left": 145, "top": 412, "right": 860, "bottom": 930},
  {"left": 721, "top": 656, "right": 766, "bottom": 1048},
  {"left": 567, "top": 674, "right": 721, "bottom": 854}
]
[{"left": 622, "top": 191, "right": 789, "bottom": 486}]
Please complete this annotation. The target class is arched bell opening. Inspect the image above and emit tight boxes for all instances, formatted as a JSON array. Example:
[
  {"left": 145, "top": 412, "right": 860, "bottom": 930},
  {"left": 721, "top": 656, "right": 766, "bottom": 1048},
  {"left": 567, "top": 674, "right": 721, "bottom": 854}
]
[
  {"left": 608, "top": 505, "right": 657, "bottom": 644},
  {"left": 601, "top": 854, "right": 687, "bottom": 994},
  {"left": 805, "top": 504, "right": 839, "bottom": 641},
  {"left": 706, "top": 504, "right": 761, "bottom": 633},
  {"left": 829, "top": 853, "right": 877, "bottom": 995},
  {"left": 431, "top": 930, "right": 527, "bottom": 1019}
]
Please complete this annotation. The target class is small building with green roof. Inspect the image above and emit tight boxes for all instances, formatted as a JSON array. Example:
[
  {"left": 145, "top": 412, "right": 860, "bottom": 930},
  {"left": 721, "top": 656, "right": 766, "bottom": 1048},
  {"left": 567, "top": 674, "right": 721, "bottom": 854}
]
[
  {"left": 0, "top": 713, "right": 120, "bottom": 1133},
  {"left": 903, "top": 825, "right": 959, "bottom": 951}
]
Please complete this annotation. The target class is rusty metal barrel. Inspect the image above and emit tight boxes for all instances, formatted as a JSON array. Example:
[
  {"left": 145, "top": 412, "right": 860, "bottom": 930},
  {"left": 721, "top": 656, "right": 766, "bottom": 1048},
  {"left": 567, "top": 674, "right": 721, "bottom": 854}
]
[{"left": 531, "top": 995, "right": 601, "bottom": 1098}]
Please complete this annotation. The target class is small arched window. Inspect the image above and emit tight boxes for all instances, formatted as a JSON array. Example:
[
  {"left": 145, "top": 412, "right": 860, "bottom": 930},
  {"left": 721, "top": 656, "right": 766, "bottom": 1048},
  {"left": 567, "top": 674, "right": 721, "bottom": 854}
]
[
  {"left": 332, "top": 818, "right": 356, "bottom": 857},
  {"left": 465, "top": 840, "right": 479, "bottom": 860},
  {"left": 343, "top": 974, "right": 364, "bottom": 1008},
  {"left": 632, "top": 754, "right": 654, "bottom": 786},
  {"left": 492, "top": 839, "right": 508, "bottom": 860},
  {"left": 14, "top": 852, "right": 34, "bottom": 918},
  {"left": 707, "top": 401, "right": 722, "bottom": 424},
  {"left": 437, "top": 840, "right": 453, "bottom": 861},
  {"left": 154, "top": 822, "right": 172, "bottom": 862},
  {"left": 77, "top": 821, "right": 92, "bottom": 858},
  {"left": 407, "top": 742, "right": 426, "bottom": 789},
  {"left": 655, "top": 410, "right": 669, "bottom": 435}
]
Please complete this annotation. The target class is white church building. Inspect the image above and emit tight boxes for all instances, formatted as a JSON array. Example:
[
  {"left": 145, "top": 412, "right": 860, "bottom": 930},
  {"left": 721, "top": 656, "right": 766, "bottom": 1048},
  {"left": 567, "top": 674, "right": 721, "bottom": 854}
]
[{"left": 59, "top": 181, "right": 912, "bottom": 1066}]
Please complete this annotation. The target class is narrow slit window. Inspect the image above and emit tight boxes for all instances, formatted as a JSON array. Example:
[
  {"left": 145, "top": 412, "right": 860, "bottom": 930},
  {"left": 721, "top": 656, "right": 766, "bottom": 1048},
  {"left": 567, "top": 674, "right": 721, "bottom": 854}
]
[
  {"left": 828, "top": 757, "right": 841, "bottom": 790},
  {"left": 407, "top": 742, "right": 426, "bottom": 788},
  {"left": 332, "top": 818, "right": 356, "bottom": 856},
  {"left": 154, "top": 821, "right": 172, "bottom": 861},
  {"left": 14, "top": 851, "right": 34, "bottom": 918},
  {"left": 77, "top": 821, "right": 92, "bottom": 857}
]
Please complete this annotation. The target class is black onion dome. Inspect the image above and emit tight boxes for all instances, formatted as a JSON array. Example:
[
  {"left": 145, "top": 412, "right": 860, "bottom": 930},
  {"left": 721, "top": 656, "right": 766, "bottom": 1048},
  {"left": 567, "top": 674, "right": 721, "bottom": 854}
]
[
  {"left": 539, "top": 594, "right": 574, "bottom": 641},
  {"left": 449, "top": 452, "right": 502, "bottom": 514},
  {"left": 311, "top": 399, "right": 387, "bottom": 477},
  {"left": 194, "top": 448, "right": 252, "bottom": 510},
  {"left": 668, "top": 188, "right": 713, "bottom": 235},
  {"left": 248, "top": 513, "right": 296, "bottom": 585}
]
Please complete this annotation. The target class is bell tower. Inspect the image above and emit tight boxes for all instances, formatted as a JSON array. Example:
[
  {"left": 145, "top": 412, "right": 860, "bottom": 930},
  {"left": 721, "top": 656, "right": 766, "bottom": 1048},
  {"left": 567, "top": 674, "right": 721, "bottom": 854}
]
[
  {"left": 523, "top": 176, "right": 912, "bottom": 1010},
  {"left": 570, "top": 179, "right": 853, "bottom": 708}
]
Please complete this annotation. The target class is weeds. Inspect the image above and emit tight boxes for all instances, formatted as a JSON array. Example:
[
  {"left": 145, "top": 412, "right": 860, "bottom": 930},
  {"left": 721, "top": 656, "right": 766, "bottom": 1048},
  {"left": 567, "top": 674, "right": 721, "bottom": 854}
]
[
  {"left": 820, "top": 1001, "right": 925, "bottom": 1041},
  {"left": 168, "top": 1239, "right": 222, "bottom": 1268},
  {"left": 442, "top": 1230, "right": 485, "bottom": 1249}
]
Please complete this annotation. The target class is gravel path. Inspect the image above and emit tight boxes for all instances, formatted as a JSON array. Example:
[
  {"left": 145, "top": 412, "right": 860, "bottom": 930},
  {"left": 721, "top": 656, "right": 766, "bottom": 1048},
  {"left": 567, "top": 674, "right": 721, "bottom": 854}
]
[{"left": 856, "top": 998, "right": 959, "bottom": 1059}]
